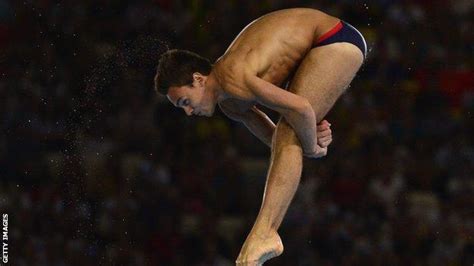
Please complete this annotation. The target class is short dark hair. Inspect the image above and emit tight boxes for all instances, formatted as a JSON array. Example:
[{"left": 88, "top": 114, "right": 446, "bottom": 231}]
[{"left": 154, "top": 49, "right": 212, "bottom": 95}]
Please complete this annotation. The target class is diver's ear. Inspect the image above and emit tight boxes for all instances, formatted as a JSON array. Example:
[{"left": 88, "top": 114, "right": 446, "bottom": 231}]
[{"left": 192, "top": 72, "right": 205, "bottom": 85}]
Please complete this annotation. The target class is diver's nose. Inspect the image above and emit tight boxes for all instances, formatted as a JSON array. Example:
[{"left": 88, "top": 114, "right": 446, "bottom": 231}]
[{"left": 184, "top": 106, "right": 193, "bottom": 116}]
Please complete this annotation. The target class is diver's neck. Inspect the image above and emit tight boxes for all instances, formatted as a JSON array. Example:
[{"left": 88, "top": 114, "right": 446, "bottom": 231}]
[{"left": 206, "top": 70, "right": 229, "bottom": 102}]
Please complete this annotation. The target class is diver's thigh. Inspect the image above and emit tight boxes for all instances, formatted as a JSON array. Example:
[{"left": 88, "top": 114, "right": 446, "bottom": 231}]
[{"left": 288, "top": 42, "right": 364, "bottom": 120}]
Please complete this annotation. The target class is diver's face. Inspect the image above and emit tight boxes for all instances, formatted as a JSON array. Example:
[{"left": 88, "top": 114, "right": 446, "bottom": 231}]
[{"left": 166, "top": 74, "right": 215, "bottom": 117}]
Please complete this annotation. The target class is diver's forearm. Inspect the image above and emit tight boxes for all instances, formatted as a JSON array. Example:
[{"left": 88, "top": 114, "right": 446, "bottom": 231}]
[{"left": 283, "top": 102, "right": 317, "bottom": 154}]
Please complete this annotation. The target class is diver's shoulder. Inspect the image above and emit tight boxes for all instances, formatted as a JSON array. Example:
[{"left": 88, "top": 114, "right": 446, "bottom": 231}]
[
  {"left": 214, "top": 60, "right": 257, "bottom": 102},
  {"left": 215, "top": 50, "right": 258, "bottom": 78}
]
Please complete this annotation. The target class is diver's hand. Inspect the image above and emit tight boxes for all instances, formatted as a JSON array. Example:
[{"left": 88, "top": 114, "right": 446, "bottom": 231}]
[
  {"left": 303, "top": 120, "right": 332, "bottom": 158},
  {"left": 317, "top": 120, "right": 332, "bottom": 148}
]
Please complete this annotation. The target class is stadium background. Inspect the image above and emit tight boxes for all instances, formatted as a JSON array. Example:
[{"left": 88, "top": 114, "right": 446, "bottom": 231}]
[{"left": 0, "top": 0, "right": 473, "bottom": 265}]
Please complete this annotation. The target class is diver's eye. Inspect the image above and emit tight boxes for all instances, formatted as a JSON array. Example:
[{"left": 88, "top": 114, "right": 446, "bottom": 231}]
[{"left": 183, "top": 99, "right": 190, "bottom": 106}]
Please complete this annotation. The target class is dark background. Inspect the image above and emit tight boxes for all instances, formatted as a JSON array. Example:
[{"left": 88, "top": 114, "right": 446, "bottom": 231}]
[{"left": 1, "top": 0, "right": 473, "bottom": 265}]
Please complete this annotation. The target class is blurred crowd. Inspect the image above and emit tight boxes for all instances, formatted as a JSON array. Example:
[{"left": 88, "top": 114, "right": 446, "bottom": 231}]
[{"left": 0, "top": 0, "right": 473, "bottom": 265}]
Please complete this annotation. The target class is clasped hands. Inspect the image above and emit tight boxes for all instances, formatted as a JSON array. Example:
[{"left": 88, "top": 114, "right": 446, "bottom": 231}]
[{"left": 303, "top": 119, "right": 332, "bottom": 159}]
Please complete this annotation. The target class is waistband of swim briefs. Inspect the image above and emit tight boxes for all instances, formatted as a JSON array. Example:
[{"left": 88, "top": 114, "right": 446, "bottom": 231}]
[{"left": 316, "top": 21, "right": 343, "bottom": 44}]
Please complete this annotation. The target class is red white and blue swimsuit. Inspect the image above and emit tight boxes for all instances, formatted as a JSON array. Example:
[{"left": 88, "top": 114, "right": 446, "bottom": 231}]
[{"left": 313, "top": 20, "right": 367, "bottom": 58}]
